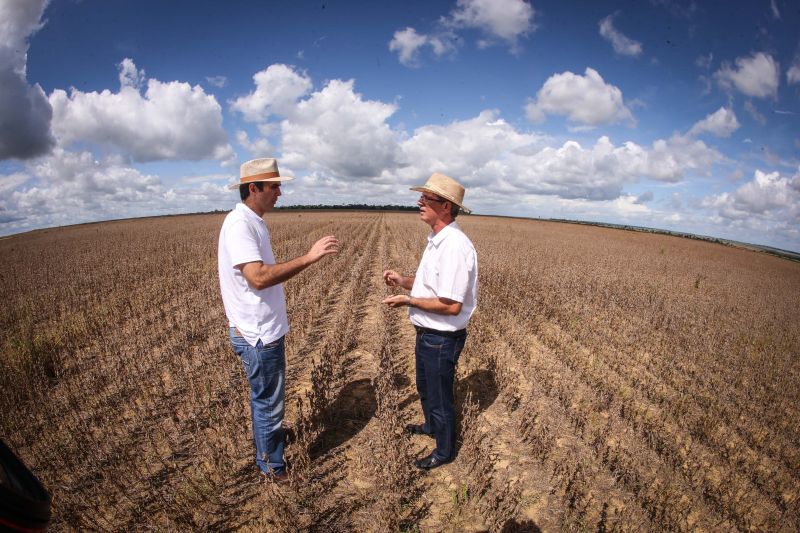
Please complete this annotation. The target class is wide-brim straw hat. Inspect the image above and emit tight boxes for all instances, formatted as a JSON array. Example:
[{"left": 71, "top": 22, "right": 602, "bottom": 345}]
[
  {"left": 228, "top": 158, "right": 294, "bottom": 190},
  {"left": 409, "top": 172, "right": 471, "bottom": 214}
]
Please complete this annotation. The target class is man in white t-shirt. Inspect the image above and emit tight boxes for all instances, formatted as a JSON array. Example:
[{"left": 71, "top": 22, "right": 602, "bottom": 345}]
[
  {"left": 382, "top": 172, "right": 478, "bottom": 471},
  {"left": 218, "top": 158, "right": 338, "bottom": 482}
]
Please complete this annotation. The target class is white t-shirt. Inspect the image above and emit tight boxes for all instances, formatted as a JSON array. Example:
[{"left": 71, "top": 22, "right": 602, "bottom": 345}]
[
  {"left": 409, "top": 221, "right": 478, "bottom": 331},
  {"left": 218, "top": 203, "right": 289, "bottom": 346}
]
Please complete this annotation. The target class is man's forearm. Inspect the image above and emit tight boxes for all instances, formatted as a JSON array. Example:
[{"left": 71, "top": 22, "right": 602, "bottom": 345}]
[
  {"left": 400, "top": 275, "right": 415, "bottom": 290},
  {"left": 408, "top": 295, "right": 461, "bottom": 316},
  {"left": 244, "top": 255, "right": 312, "bottom": 289}
]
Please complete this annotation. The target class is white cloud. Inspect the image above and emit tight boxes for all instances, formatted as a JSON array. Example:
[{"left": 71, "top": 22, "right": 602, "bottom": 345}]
[
  {"left": 0, "top": 0, "right": 55, "bottom": 160},
  {"left": 389, "top": 27, "right": 428, "bottom": 67},
  {"left": 599, "top": 14, "right": 643, "bottom": 57},
  {"left": 118, "top": 58, "right": 145, "bottom": 89},
  {"left": 280, "top": 79, "right": 400, "bottom": 178},
  {"left": 398, "top": 110, "right": 550, "bottom": 185},
  {"left": 389, "top": 0, "right": 533, "bottom": 65},
  {"left": 688, "top": 107, "right": 740, "bottom": 137},
  {"left": 49, "top": 59, "right": 233, "bottom": 163},
  {"left": 703, "top": 169, "right": 800, "bottom": 223},
  {"left": 525, "top": 68, "right": 635, "bottom": 127},
  {"left": 230, "top": 64, "right": 312, "bottom": 122},
  {"left": 388, "top": 27, "right": 456, "bottom": 67},
  {"left": 714, "top": 52, "right": 780, "bottom": 99},
  {"left": 236, "top": 130, "right": 273, "bottom": 155},
  {"left": 0, "top": 148, "right": 235, "bottom": 235},
  {"left": 233, "top": 65, "right": 717, "bottom": 205},
  {"left": 446, "top": 0, "right": 535, "bottom": 50},
  {"left": 0, "top": 172, "right": 31, "bottom": 195}
]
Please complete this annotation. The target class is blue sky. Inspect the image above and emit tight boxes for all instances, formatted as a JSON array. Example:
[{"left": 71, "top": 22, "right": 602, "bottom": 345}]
[{"left": 1, "top": 0, "right": 799, "bottom": 251}]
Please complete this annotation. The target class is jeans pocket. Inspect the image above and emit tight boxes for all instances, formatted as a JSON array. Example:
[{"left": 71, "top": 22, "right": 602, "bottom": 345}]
[{"left": 419, "top": 333, "right": 444, "bottom": 350}]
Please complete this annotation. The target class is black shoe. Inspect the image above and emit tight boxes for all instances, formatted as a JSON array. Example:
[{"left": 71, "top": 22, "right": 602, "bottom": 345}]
[
  {"left": 415, "top": 452, "right": 453, "bottom": 471},
  {"left": 404, "top": 423, "right": 434, "bottom": 437}
]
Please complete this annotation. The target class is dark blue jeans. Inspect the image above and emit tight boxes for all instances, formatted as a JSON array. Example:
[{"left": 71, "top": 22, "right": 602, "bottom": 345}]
[
  {"left": 229, "top": 328, "right": 286, "bottom": 475},
  {"left": 415, "top": 330, "right": 467, "bottom": 461}
]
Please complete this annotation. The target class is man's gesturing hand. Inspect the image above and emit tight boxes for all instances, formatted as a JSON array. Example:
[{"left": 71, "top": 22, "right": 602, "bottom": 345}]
[
  {"left": 306, "top": 235, "right": 338, "bottom": 264},
  {"left": 382, "top": 294, "right": 411, "bottom": 308},
  {"left": 383, "top": 270, "right": 402, "bottom": 287}
]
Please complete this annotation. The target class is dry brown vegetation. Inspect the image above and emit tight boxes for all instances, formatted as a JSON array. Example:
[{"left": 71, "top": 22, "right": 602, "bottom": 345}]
[{"left": 1, "top": 211, "right": 799, "bottom": 532}]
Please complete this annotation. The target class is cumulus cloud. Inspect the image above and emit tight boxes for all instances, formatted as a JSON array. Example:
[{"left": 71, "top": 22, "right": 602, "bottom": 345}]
[
  {"left": 703, "top": 169, "right": 799, "bottom": 223},
  {"left": 599, "top": 14, "right": 643, "bottom": 57},
  {"left": 118, "top": 57, "right": 145, "bottom": 89},
  {"left": 688, "top": 107, "right": 740, "bottom": 137},
  {"left": 389, "top": 0, "right": 534, "bottom": 65},
  {"left": 0, "top": 148, "right": 234, "bottom": 236},
  {"left": 388, "top": 27, "right": 457, "bottom": 67},
  {"left": 525, "top": 68, "right": 635, "bottom": 127},
  {"left": 232, "top": 64, "right": 719, "bottom": 206},
  {"left": 236, "top": 130, "right": 273, "bottom": 155},
  {"left": 398, "top": 110, "right": 550, "bottom": 185},
  {"left": 280, "top": 79, "right": 400, "bottom": 179},
  {"left": 714, "top": 52, "right": 780, "bottom": 99},
  {"left": 0, "top": 172, "right": 31, "bottom": 195},
  {"left": 446, "top": 0, "right": 535, "bottom": 50},
  {"left": 49, "top": 59, "right": 233, "bottom": 163},
  {"left": 0, "top": 0, "right": 55, "bottom": 160},
  {"left": 230, "top": 64, "right": 312, "bottom": 122}
]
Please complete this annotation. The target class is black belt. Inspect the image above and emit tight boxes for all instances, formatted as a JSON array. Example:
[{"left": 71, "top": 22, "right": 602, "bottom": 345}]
[{"left": 414, "top": 325, "right": 466, "bottom": 338}]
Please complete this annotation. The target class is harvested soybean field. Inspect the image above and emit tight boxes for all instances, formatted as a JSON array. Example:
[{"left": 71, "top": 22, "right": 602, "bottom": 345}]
[{"left": 1, "top": 211, "right": 799, "bottom": 532}]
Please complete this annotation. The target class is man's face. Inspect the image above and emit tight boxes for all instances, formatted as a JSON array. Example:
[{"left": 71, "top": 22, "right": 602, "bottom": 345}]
[
  {"left": 255, "top": 182, "right": 281, "bottom": 212},
  {"left": 417, "top": 193, "right": 448, "bottom": 226}
]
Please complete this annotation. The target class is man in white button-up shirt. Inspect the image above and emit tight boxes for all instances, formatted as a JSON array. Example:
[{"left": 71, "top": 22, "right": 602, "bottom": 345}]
[
  {"left": 219, "top": 158, "right": 338, "bottom": 482},
  {"left": 383, "top": 173, "right": 478, "bottom": 471}
]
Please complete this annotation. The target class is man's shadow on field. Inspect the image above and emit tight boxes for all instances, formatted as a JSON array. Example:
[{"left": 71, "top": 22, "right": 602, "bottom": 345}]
[
  {"left": 310, "top": 378, "right": 376, "bottom": 460},
  {"left": 397, "top": 368, "right": 498, "bottom": 415},
  {"left": 455, "top": 368, "right": 499, "bottom": 414}
]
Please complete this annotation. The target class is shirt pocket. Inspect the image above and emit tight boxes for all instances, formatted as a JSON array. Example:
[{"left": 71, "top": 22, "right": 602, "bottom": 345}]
[{"left": 421, "top": 261, "right": 438, "bottom": 290}]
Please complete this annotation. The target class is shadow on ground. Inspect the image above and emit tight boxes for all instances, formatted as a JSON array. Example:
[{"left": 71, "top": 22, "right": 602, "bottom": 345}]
[{"left": 311, "top": 378, "right": 376, "bottom": 459}]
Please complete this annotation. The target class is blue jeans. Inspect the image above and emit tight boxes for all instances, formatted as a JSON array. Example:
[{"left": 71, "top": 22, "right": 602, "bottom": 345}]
[
  {"left": 415, "top": 330, "right": 467, "bottom": 461},
  {"left": 229, "top": 328, "right": 286, "bottom": 475}
]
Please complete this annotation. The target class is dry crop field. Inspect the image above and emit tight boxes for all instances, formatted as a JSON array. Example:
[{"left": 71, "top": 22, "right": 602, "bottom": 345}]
[{"left": 1, "top": 211, "right": 799, "bottom": 532}]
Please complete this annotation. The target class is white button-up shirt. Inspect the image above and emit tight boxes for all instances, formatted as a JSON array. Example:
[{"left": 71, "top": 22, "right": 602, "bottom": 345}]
[
  {"left": 409, "top": 221, "right": 478, "bottom": 331},
  {"left": 218, "top": 203, "right": 289, "bottom": 346}
]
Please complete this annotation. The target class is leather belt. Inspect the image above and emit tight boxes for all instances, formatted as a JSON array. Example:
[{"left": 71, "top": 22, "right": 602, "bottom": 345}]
[{"left": 414, "top": 325, "right": 467, "bottom": 338}]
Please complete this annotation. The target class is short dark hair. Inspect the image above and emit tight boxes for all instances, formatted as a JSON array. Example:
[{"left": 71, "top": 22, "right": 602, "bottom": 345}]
[
  {"left": 449, "top": 202, "right": 460, "bottom": 219},
  {"left": 240, "top": 181, "right": 264, "bottom": 201}
]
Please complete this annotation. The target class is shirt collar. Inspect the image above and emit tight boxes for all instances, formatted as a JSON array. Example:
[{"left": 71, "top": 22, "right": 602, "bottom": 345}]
[
  {"left": 236, "top": 202, "right": 265, "bottom": 224},
  {"left": 428, "top": 220, "right": 460, "bottom": 247}
]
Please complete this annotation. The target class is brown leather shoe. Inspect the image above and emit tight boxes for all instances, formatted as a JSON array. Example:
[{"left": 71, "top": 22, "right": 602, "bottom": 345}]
[{"left": 260, "top": 469, "right": 290, "bottom": 484}]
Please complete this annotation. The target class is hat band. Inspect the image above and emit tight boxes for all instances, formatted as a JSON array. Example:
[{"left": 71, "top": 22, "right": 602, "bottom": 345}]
[{"left": 240, "top": 171, "right": 280, "bottom": 184}]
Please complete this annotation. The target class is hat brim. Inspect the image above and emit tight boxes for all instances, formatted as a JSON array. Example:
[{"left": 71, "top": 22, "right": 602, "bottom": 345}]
[
  {"left": 410, "top": 185, "right": 471, "bottom": 214},
  {"left": 228, "top": 176, "right": 294, "bottom": 190}
]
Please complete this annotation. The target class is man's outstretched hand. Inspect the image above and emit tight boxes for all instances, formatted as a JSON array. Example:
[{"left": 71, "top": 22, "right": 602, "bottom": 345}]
[{"left": 306, "top": 235, "right": 338, "bottom": 264}]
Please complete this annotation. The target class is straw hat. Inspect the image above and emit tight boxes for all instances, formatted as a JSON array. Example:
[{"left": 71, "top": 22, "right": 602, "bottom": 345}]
[
  {"left": 228, "top": 158, "right": 294, "bottom": 190},
  {"left": 410, "top": 172, "right": 471, "bottom": 214}
]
